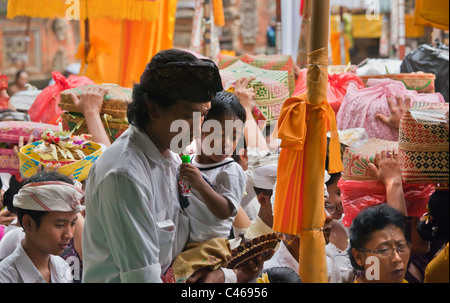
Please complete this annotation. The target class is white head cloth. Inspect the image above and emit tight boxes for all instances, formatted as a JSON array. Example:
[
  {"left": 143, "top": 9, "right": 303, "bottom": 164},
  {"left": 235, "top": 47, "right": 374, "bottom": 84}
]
[
  {"left": 250, "top": 154, "right": 279, "bottom": 190},
  {"left": 13, "top": 180, "right": 85, "bottom": 213}
]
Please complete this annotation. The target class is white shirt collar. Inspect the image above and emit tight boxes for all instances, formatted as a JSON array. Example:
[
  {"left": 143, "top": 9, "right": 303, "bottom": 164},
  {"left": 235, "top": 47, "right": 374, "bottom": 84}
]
[
  {"left": 130, "top": 125, "right": 178, "bottom": 168},
  {"left": 14, "top": 241, "right": 68, "bottom": 283}
]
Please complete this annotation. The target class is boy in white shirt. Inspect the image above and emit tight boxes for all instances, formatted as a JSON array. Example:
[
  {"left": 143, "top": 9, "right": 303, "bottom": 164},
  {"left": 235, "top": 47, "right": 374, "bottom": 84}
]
[
  {"left": 0, "top": 171, "right": 83, "bottom": 283},
  {"left": 171, "top": 91, "right": 247, "bottom": 282},
  {"left": 179, "top": 91, "right": 247, "bottom": 243}
]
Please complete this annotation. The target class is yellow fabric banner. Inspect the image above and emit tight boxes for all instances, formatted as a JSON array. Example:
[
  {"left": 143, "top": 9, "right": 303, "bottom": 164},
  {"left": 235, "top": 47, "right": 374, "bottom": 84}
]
[
  {"left": 77, "top": 0, "right": 177, "bottom": 86},
  {"left": 7, "top": 0, "right": 161, "bottom": 21},
  {"left": 351, "top": 15, "right": 382, "bottom": 39},
  {"left": 414, "top": 0, "right": 449, "bottom": 30}
]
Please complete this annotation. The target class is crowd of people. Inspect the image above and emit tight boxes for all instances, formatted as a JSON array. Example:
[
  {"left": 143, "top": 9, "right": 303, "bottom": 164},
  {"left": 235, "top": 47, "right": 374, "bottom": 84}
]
[{"left": 0, "top": 48, "right": 448, "bottom": 284}]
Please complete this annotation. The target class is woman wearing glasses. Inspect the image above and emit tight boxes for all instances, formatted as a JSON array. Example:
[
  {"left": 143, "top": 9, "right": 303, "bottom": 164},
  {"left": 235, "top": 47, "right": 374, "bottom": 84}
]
[
  {"left": 348, "top": 149, "right": 412, "bottom": 283},
  {"left": 348, "top": 203, "right": 411, "bottom": 283}
]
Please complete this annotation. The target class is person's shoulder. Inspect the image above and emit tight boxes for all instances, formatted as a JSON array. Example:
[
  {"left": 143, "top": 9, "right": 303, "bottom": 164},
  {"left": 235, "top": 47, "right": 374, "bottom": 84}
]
[{"left": 0, "top": 250, "right": 18, "bottom": 281}]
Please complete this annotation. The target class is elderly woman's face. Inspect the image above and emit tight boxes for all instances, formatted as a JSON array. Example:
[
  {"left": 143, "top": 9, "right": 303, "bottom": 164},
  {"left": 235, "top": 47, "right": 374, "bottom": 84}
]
[{"left": 354, "top": 224, "right": 410, "bottom": 283}]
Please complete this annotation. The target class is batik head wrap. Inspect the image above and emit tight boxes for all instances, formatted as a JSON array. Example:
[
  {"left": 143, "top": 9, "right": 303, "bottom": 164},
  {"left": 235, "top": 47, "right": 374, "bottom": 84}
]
[{"left": 140, "top": 49, "right": 223, "bottom": 103}]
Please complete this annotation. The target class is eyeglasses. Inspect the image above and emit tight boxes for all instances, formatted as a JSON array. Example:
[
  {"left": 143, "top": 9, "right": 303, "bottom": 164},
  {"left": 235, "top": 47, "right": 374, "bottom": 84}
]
[
  {"left": 358, "top": 243, "right": 411, "bottom": 258},
  {"left": 325, "top": 203, "right": 343, "bottom": 215}
]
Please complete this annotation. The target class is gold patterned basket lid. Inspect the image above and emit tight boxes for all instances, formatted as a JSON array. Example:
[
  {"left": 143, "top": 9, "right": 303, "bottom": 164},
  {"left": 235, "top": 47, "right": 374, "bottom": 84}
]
[
  {"left": 342, "top": 138, "right": 398, "bottom": 181},
  {"left": 59, "top": 84, "right": 132, "bottom": 119}
]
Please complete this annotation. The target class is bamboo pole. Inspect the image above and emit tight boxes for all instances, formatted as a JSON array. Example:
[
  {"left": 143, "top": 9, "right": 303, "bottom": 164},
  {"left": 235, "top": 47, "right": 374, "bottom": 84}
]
[
  {"left": 299, "top": 0, "right": 330, "bottom": 283},
  {"left": 275, "top": 0, "right": 282, "bottom": 54},
  {"left": 307, "top": 0, "right": 330, "bottom": 106},
  {"left": 203, "top": 0, "right": 211, "bottom": 58},
  {"left": 398, "top": 0, "right": 406, "bottom": 59}
]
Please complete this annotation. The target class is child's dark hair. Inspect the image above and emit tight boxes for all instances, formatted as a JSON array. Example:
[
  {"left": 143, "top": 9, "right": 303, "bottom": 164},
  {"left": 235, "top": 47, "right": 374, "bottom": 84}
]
[
  {"left": 205, "top": 91, "right": 247, "bottom": 124},
  {"left": 326, "top": 172, "right": 341, "bottom": 187},
  {"left": 348, "top": 203, "right": 406, "bottom": 271},
  {"left": 259, "top": 267, "right": 302, "bottom": 283},
  {"left": 16, "top": 171, "right": 74, "bottom": 230}
]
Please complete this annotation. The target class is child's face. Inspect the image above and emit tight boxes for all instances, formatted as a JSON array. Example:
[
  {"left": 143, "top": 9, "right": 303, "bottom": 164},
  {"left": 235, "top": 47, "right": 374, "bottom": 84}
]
[
  {"left": 201, "top": 115, "right": 243, "bottom": 163},
  {"left": 29, "top": 211, "right": 78, "bottom": 256}
]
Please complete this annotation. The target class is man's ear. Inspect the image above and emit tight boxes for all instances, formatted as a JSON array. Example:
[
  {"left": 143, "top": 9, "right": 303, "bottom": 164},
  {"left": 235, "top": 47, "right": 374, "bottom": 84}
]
[
  {"left": 146, "top": 102, "right": 160, "bottom": 120},
  {"left": 21, "top": 214, "right": 36, "bottom": 233}
]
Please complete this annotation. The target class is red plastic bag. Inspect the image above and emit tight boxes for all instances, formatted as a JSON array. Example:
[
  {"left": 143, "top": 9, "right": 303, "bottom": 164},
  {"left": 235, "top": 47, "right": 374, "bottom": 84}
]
[
  {"left": 28, "top": 71, "right": 94, "bottom": 125},
  {"left": 293, "top": 69, "right": 365, "bottom": 115},
  {"left": 338, "top": 179, "right": 435, "bottom": 227}
]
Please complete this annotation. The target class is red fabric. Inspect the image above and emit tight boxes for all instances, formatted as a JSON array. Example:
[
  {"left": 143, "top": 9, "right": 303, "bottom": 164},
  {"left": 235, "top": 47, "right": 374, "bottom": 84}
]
[
  {"left": 293, "top": 69, "right": 365, "bottom": 115},
  {"left": 28, "top": 72, "right": 94, "bottom": 125},
  {"left": 338, "top": 179, "right": 435, "bottom": 227}
]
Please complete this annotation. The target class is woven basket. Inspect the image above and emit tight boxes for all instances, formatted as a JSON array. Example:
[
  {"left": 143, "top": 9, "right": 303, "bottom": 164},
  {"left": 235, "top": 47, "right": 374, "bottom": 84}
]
[
  {"left": 59, "top": 84, "right": 132, "bottom": 119},
  {"left": 342, "top": 138, "right": 399, "bottom": 181},
  {"left": 359, "top": 73, "right": 436, "bottom": 93},
  {"left": 218, "top": 54, "right": 295, "bottom": 96},
  {"left": 399, "top": 102, "right": 449, "bottom": 188},
  {"left": 220, "top": 60, "right": 290, "bottom": 124},
  {"left": 0, "top": 121, "right": 59, "bottom": 174},
  {"left": 19, "top": 140, "right": 102, "bottom": 181},
  {"left": 61, "top": 112, "right": 129, "bottom": 143}
]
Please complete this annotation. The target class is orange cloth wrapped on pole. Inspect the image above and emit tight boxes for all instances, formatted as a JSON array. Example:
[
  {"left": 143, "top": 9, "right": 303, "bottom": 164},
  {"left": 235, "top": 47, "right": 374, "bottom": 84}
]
[
  {"left": 273, "top": 0, "right": 343, "bottom": 283},
  {"left": 273, "top": 47, "right": 343, "bottom": 283}
]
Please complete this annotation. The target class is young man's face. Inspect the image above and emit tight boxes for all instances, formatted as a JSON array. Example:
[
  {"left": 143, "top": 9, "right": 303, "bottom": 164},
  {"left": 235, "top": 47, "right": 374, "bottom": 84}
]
[{"left": 29, "top": 211, "right": 78, "bottom": 256}]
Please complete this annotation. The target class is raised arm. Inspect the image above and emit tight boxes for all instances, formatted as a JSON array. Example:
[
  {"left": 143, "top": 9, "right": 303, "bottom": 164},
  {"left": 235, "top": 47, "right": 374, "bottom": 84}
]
[
  {"left": 68, "top": 86, "right": 112, "bottom": 147},
  {"left": 368, "top": 149, "right": 407, "bottom": 216},
  {"left": 233, "top": 77, "right": 269, "bottom": 151}
]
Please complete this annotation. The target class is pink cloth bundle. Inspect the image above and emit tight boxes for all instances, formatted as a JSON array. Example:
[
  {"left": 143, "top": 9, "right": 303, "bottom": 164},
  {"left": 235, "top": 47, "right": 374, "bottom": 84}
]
[{"left": 336, "top": 78, "right": 445, "bottom": 141}]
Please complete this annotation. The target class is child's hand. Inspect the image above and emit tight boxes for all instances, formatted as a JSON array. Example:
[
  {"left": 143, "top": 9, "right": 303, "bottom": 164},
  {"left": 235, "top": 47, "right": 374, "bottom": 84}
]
[
  {"left": 179, "top": 163, "right": 205, "bottom": 190},
  {"left": 368, "top": 149, "right": 402, "bottom": 187},
  {"left": 234, "top": 77, "right": 256, "bottom": 113}
]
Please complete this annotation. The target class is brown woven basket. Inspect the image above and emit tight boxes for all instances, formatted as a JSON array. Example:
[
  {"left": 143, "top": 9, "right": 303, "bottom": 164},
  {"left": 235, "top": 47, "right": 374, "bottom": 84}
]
[
  {"left": 59, "top": 84, "right": 132, "bottom": 119},
  {"left": 359, "top": 73, "right": 436, "bottom": 93},
  {"left": 399, "top": 102, "right": 449, "bottom": 187}
]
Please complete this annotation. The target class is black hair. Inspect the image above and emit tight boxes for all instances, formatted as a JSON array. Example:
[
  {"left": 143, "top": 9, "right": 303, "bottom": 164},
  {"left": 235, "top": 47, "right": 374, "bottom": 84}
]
[
  {"left": 205, "top": 91, "right": 247, "bottom": 124},
  {"left": 253, "top": 187, "right": 273, "bottom": 197},
  {"left": 16, "top": 171, "right": 74, "bottom": 230},
  {"left": 231, "top": 132, "right": 247, "bottom": 164},
  {"left": 326, "top": 172, "right": 341, "bottom": 187},
  {"left": 417, "top": 190, "right": 449, "bottom": 243},
  {"left": 127, "top": 49, "right": 223, "bottom": 131},
  {"left": 3, "top": 174, "right": 23, "bottom": 214},
  {"left": 260, "top": 267, "right": 302, "bottom": 283},
  {"left": 15, "top": 69, "right": 27, "bottom": 81},
  {"left": 348, "top": 203, "right": 406, "bottom": 271}
]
